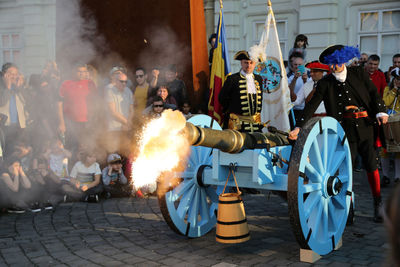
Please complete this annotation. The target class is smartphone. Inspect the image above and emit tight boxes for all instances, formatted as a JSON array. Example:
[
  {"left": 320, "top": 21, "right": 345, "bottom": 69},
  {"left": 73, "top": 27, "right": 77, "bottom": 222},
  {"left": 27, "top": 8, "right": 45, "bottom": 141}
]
[{"left": 298, "top": 65, "right": 305, "bottom": 75}]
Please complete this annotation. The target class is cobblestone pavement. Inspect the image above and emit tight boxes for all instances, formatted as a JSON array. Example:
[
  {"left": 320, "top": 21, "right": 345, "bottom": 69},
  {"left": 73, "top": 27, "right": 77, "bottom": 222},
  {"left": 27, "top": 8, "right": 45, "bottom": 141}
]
[{"left": 0, "top": 170, "right": 396, "bottom": 266}]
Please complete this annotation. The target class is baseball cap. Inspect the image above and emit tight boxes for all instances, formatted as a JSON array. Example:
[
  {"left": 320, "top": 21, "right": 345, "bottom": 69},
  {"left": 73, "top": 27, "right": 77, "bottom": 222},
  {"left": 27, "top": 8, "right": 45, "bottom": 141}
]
[
  {"left": 107, "top": 153, "right": 122, "bottom": 164},
  {"left": 109, "top": 66, "right": 127, "bottom": 76}
]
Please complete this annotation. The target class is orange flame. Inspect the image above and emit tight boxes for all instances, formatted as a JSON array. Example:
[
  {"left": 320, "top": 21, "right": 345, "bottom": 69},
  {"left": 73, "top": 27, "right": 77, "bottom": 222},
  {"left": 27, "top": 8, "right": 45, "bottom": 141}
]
[{"left": 131, "top": 110, "right": 190, "bottom": 190}]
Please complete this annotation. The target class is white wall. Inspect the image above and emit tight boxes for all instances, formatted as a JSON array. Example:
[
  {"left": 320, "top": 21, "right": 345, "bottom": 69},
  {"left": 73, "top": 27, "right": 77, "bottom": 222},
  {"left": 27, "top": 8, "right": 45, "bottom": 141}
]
[
  {"left": 211, "top": 0, "right": 400, "bottom": 72},
  {"left": 0, "top": 0, "right": 56, "bottom": 78}
]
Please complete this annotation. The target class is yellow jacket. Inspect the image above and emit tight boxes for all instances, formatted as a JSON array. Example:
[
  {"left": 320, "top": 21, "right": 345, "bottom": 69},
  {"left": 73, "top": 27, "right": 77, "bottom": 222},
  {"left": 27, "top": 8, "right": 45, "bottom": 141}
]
[{"left": 383, "top": 86, "right": 400, "bottom": 113}]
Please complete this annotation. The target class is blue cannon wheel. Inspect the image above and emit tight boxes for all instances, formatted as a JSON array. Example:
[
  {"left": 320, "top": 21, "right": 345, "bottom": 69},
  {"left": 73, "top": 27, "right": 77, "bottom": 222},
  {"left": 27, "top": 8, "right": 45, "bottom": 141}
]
[
  {"left": 157, "top": 115, "right": 221, "bottom": 237},
  {"left": 287, "top": 117, "right": 352, "bottom": 255}
]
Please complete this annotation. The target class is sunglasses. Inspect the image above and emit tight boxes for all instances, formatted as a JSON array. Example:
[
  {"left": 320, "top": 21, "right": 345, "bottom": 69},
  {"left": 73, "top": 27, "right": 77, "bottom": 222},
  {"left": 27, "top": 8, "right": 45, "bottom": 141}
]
[
  {"left": 136, "top": 75, "right": 144, "bottom": 78},
  {"left": 119, "top": 80, "right": 128, "bottom": 84},
  {"left": 153, "top": 104, "right": 164, "bottom": 108}
]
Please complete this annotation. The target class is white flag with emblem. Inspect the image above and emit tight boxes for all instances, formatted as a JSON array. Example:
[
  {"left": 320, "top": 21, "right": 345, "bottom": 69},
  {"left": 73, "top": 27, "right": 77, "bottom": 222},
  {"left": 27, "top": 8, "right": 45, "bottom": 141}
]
[{"left": 252, "top": 0, "right": 292, "bottom": 133}]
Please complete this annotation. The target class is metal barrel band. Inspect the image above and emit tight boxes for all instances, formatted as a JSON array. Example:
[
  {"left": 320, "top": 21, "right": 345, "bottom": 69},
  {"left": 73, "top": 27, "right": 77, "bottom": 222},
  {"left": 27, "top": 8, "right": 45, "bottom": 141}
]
[
  {"left": 217, "top": 218, "right": 247, "bottom": 225},
  {"left": 219, "top": 199, "right": 243, "bottom": 204},
  {"left": 216, "top": 233, "right": 250, "bottom": 240}
]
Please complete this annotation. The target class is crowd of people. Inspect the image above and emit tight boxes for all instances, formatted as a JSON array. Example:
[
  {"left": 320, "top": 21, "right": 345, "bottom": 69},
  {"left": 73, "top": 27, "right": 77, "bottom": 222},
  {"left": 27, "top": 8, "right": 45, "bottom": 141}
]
[
  {"left": 0, "top": 61, "right": 196, "bottom": 213},
  {"left": 1, "top": 31, "right": 400, "bottom": 227}
]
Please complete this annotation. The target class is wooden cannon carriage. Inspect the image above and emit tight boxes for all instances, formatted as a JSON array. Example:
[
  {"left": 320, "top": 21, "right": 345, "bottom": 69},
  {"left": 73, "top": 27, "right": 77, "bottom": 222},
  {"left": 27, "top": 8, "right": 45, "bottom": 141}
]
[{"left": 156, "top": 114, "right": 352, "bottom": 260}]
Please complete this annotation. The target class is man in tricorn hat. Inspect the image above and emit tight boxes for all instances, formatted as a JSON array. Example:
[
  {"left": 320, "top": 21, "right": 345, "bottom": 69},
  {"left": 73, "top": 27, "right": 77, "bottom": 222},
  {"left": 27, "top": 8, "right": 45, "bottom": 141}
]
[
  {"left": 219, "top": 50, "right": 263, "bottom": 133},
  {"left": 289, "top": 45, "right": 388, "bottom": 223}
]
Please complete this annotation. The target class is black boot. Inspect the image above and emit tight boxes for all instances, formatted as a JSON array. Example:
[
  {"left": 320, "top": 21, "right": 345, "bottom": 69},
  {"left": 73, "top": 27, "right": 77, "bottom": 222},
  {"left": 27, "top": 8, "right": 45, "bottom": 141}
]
[{"left": 373, "top": 196, "right": 383, "bottom": 223}]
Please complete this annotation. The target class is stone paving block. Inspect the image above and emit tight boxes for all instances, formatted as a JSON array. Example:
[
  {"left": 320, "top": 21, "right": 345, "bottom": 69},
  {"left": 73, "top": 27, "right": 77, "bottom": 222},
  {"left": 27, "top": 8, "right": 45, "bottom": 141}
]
[
  {"left": 111, "top": 253, "right": 135, "bottom": 261},
  {"left": 30, "top": 255, "right": 56, "bottom": 265},
  {"left": 159, "top": 257, "right": 186, "bottom": 266},
  {"left": 26, "top": 249, "right": 49, "bottom": 258},
  {"left": 56, "top": 254, "right": 82, "bottom": 263},
  {"left": 212, "top": 262, "right": 238, "bottom": 267},
  {"left": 327, "top": 262, "right": 352, "bottom": 267},
  {"left": 173, "top": 262, "right": 196, "bottom": 267},
  {"left": 194, "top": 257, "right": 220, "bottom": 266},
  {"left": 131, "top": 260, "right": 161, "bottom": 266},
  {"left": 122, "top": 255, "right": 147, "bottom": 264},
  {"left": 312, "top": 259, "right": 333, "bottom": 266}
]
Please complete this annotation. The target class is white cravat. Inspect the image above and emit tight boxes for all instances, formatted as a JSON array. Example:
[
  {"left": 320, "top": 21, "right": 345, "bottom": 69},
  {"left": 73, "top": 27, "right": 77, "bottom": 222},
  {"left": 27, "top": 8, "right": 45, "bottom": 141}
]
[
  {"left": 241, "top": 70, "right": 257, "bottom": 94},
  {"left": 333, "top": 66, "right": 347, "bottom": 82}
]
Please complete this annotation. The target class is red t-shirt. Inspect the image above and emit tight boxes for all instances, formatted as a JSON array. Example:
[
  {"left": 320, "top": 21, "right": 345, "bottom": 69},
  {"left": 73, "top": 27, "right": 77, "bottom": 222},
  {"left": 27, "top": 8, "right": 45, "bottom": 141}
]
[
  {"left": 59, "top": 80, "right": 96, "bottom": 122},
  {"left": 369, "top": 70, "right": 387, "bottom": 97}
]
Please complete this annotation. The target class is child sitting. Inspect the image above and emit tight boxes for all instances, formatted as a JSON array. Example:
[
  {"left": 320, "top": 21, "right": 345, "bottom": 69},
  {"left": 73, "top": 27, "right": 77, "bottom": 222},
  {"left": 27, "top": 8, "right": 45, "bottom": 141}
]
[
  {"left": 102, "top": 153, "right": 131, "bottom": 198},
  {"left": 43, "top": 138, "right": 72, "bottom": 178},
  {"left": 70, "top": 149, "right": 103, "bottom": 202}
]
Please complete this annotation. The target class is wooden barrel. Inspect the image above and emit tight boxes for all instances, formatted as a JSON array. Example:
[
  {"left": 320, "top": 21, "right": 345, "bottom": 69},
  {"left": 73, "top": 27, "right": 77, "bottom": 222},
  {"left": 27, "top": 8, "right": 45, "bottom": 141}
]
[{"left": 216, "top": 193, "right": 250, "bottom": 244}]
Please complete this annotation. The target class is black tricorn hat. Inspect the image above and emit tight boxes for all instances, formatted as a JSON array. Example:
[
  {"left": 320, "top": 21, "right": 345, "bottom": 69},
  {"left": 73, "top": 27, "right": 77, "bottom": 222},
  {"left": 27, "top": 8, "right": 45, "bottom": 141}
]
[
  {"left": 234, "top": 50, "right": 251, "bottom": 61},
  {"left": 319, "top": 45, "right": 344, "bottom": 64}
]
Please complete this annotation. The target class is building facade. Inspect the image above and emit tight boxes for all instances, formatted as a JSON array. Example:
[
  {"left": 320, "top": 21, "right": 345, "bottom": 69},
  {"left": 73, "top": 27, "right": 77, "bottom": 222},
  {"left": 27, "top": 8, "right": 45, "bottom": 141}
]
[
  {"left": 0, "top": 0, "right": 55, "bottom": 76},
  {"left": 205, "top": 0, "right": 400, "bottom": 73},
  {"left": 0, "top": 0, "right": 398, "bottom": 77}
]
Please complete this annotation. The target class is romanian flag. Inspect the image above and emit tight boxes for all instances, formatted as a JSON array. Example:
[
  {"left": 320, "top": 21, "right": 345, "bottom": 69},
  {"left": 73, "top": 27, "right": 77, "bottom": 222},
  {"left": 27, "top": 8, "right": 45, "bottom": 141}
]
[{"left": 208, "top": 7, "right": 231, "bottom": 124}]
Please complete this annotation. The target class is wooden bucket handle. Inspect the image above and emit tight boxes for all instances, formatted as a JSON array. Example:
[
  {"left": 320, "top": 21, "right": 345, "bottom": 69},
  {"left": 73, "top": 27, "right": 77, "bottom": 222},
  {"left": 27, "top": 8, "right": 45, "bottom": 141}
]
[{"left": 222, "top": 164, "right": 241, "bottom": 195}]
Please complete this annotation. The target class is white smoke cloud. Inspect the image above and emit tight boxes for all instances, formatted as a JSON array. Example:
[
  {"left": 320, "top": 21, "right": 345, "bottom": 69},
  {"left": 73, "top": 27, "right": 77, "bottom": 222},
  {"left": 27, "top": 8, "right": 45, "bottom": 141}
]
[
  {"left": 56, "top": 0, "right": 107, "bottom": 77},
  {"left": 138, "top": 25, "right": 191, "bottom": 75}
]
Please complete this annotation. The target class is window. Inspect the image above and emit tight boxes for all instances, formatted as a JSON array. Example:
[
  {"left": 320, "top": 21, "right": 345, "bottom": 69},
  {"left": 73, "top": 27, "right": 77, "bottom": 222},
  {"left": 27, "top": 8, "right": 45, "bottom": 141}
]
[
  {"left": 358, "top": 9, "right": 400, "bottom": 70},
  {"left": 0, "top": 33, "right": 22, "bottom": 66},
  {"left": 253, "top": 19, "right": 288, "bottom": 59}
]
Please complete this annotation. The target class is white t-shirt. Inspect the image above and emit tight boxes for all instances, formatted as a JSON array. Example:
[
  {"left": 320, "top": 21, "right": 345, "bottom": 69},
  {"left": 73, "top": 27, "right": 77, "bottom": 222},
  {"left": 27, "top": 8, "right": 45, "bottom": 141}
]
[
  {"left": 49, "top": 153, "right": 69, "bottom": 178},
  {"left": 70, "top": 161, "right": 101, "bottom": 184}
]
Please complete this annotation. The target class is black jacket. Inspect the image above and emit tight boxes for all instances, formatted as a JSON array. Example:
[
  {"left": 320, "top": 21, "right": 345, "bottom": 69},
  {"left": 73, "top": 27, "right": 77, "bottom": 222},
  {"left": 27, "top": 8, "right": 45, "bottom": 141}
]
[
  {"left": 218, "top": 72, "right": 263, "bottom": 132},
  {"left": 298, "top": 66, "right": 386, "bottom": 141}
]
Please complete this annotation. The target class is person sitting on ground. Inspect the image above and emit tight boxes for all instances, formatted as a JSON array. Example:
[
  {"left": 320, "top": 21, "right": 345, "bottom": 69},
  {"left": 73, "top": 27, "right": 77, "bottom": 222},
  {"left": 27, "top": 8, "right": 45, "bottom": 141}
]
[
  {"left": 43, "top": 138, "right": 72, "bottom": 178},
  {"left": 29, "top": 157, "right": 62, "bottom": 210},
  {"left": 102, "top": 153, "right": 130, "bottom": 198},
  {"left": 69, "top": 149, "right": 103, "bottom": 202},
  {"left": 11, "top": 139, "right": 33, "bottom": 173},
  {"left": 0, "top": 157, "right": 32, "bottom": 213},
  {"left": 181, "top": 101, "right": 193, "bottom": 120},
  {"left": 32, "top": 157, "right": 82, "bottom": 206}
]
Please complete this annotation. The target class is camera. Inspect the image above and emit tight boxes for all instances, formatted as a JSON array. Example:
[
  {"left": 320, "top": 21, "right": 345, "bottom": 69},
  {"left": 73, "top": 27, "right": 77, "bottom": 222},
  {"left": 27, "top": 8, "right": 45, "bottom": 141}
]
[{"left": 297, "top": 65, "right": 306, "bottom": 75}]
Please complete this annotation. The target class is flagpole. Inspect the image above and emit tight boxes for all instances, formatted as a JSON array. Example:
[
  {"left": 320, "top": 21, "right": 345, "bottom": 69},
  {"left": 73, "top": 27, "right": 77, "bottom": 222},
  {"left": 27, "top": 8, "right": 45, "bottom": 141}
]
[
  {"left": 267, "top": 0, "right": 271, "bottom": 6},
  {"left": 219, "top": 0, "right": 223, "bottom": 9}
]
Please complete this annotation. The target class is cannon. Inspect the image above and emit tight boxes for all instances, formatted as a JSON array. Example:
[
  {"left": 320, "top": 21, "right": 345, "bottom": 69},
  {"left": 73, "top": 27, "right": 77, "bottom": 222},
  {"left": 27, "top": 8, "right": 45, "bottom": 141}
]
[{"left": 157, "top": 114, "right": 352, "bottom": 257}]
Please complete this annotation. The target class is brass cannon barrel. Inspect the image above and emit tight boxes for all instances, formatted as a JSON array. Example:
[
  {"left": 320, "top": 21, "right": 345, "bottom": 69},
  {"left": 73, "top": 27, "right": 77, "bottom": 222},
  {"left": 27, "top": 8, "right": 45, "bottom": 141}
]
[{"left": 183, "top": 122, "right": 271, "bottom": 154}]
